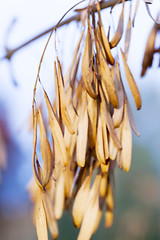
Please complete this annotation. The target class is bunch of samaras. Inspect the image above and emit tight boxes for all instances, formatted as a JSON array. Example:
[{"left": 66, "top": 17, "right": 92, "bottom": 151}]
[{"left": 28, "top": 0, "right": 160, "bottom": 239}]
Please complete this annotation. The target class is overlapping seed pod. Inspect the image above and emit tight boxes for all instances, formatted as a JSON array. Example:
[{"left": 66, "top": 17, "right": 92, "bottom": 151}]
[{"left": 29, "top": 1, "right": 143, "bottom": 240}]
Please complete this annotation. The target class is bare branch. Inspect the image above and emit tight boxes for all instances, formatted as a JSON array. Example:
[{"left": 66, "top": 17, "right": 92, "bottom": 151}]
[{"left": 2, "top": 0, "right": 127, "bottom": 61}]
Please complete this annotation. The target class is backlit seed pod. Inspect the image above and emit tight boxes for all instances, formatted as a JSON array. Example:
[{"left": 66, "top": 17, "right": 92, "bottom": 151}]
[
  {"left": 56, "top": 58, "right": 75, "bottom": 135},
  {"left": 77, "top": 175, "right": 101, "bottom": 240},
  {"left": 76, "top": 90, "right": 88, "bottom": 167},
  {"left": 105, "top": 210, "right": 114, "bottom": 228},
  {"left": 82, "top": 15, "right": 97, "bottom": 99},
  {"left": 44, "top": 90, "right": 68, "bottom": 166},
  {"left": 42, "top": 192, "right": 58, "bottom": 240},
  {"left": 119, "top": 101, "right": 132, "bottom": 172},
  {"left": 35, "top": 190, "right": 48, "bottom": 240},
  {"left": 110, "top": 0, "right": 125, "bottom": 48},
  {"left": 120, "top": 49, "right": 142, "bottom": 110},
  {"left": 72, "top": 173, "right": 91, "bottom": 228},
  {"left": 38, "top": 109, "right": 53, "bottom": 187},
  {"left": 54, "top": 169, "right": 65, "bottom": 219}
]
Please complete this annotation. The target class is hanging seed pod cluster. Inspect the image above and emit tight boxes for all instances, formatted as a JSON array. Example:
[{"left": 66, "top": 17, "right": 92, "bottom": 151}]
[{"left": 29, "top": 1, "right": 143, "bottom": 239}]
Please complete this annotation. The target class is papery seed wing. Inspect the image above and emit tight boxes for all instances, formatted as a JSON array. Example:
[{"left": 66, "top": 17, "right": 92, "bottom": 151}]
[
  {"left": 42, "top": 192, "right": 59, "bottom": 240},
  {"left": 76, "top": 91, "right": 88, "bottom": 167},
  {"left": 72, "top": 174, "right": 91, "bottom": 228},
  {"left": 132, "top": 0, "right": 140, "bottom": 27},
  {"left": 96, "top": 35, "right": 119, "bottom": 108},
  {"left": 110, "top": 0, "right": 124, "bottom": 48},
  {"left": 96, "top": 1, "right": 115, "bottom": 65},
  {"left": 54, "top": 61, "right": 60, "bottom": 119},
  {"left": 95, "top": 107, "right": 105, "bottom": 165},
  {"left": 38, "top": 109, "right": 53, "bottom": 187},
  {"left": 44, "top": 90, "right": 68, "bottom": 166},
  {"left": 77, "top": 195, "right": 99, "bottom": 240},
  {"left": 77, "top": 175, "right": 101, "bottom": 240},
  {"left": 121, "top": 101, "right": 132, "bottom": 172},
  {"left": 100, "top": 86, "right": 122, "bottom": 150},
  {"left": 124, "top": 3, "right": 132, "bottom": 60},
  {"left": 105, "top": 210, "right": 114, "bottom": 228},
  {"left": 126, "top": 98, "right": 140, "bottom": 136},
  {"left": 120, "top": 49, "right": 142, "bottom": 110},
  {"left": 35, "top": 191, "right": 48, "bottom": 240},
  {"left": 101, "top": 162, "right": 110, "bottom": 173},
  {"left": 100, "top": 173, "right": 108, "bottom": 198},
  {"left": 57, "top": 58, "right": 75, "bottom": 134},
  {"left": 87, "top": 94, "right": 97, "bottom": 149},
  {"left": 141, "top": 22, "right": 160, "bottom": 76},
  {"left": 82, "top": 18, "right": 97, "bottom": 99},
  {"left": 32, "top": 112, "right": 43, "bottom": 189},
  {"left": 54, "top": 170, "right": 65, "bottom": 219}
]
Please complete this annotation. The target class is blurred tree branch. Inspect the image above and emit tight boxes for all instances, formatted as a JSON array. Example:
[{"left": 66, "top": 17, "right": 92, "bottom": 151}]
[{"left": 1, "top": 0, "right": 127, "bottom": 61}]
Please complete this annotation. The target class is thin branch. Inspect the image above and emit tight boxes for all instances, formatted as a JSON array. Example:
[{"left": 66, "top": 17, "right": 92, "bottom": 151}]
[{"left": 2, "top": 0, "right": 126, "bottom": 61}]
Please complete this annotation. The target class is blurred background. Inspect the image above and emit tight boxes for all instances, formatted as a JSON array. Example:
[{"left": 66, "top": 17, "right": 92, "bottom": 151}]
[{"left": 0, "top": 0, "right": 160, "bottom": 239}]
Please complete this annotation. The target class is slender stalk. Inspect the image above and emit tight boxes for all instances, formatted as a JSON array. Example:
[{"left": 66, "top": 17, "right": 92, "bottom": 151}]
[{"left": 2, "top": 0, "right": 126, "bottom": 60}]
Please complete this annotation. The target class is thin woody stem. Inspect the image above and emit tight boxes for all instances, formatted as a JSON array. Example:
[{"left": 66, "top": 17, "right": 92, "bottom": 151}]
[{"left": 2, "top": 0, "right": 126, "bottom": 60}]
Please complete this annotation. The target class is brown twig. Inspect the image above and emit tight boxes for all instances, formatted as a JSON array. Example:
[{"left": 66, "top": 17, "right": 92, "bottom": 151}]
[{"left": 2, "top": 0, "right": 126, "bottom": 61}]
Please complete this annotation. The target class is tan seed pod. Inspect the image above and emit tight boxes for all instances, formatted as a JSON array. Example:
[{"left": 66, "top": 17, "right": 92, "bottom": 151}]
[
  {"left": 96, "top": 107, "right": 105, "bottom": 165},
  {"left": 120, "top": 101, "right": 132, "bottom": 172},
  {"left": 87, "top": 94, "right": 97, "bottom": 149},
  {"left": 105, "top": 210, "right": 114, "bottom": 228},
  {"left": 56, "top": 58, "right": 75, "bottom": 135},
  {"left": 42, "top": 192, "right": 59, "bottom": 240},
  {"left": 96, "top": 34, "right": 119, "bottom": 108},
  {"left": 38, "top": 109, "right": 53, "bottom": 187},
  {"left": 132, "top": 0, "right": 140, "bottom": 27},
  {"left": 44, "top": 90, "right": 68, "bottom": 166},
  {"left": 76, "top": 91, "right": 88, "bottom": 167},
  {"left": 100, "top": 173, "right": 108, "bottom": 198},
  {"left": 109, "top": 0, "right": 125, "bottom": 48},
  {"left": 32, "top": 112, "right": 43, "bottom": 189},
  {"left": 106, "top": 181, "right": 114, "bottom": 211},
  {"left": 141, "top": 22, "right": 160, "bottom": 76},
  {"left": 81, "top": 17, "right": 97, "bottom": 99},
  {"left": 96, "top": 1, "right": 115, "bottom": 65},
  {"left": 100, "top": 87, "right": 122, "bottom": 150},
  {"left": 101, "top": 162, "right": 110, "bottom": 173},
  {"left": 124, "top": 3, "right": 132, "bottom": 60},
  {"left": 120, "top": 49, "right": 142, "bottom": 110},
  {"left": 72, "top": 173, "right": 91, "bottom": 228},
  {"left": 54, "top": 170, "right": 65, "bottom": 219},
  {"left": 35, "top": 190, "right": 48, "bottom": 240},
  {"left": 77, "top": 175, "right": 101, "bottom": 240}
]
